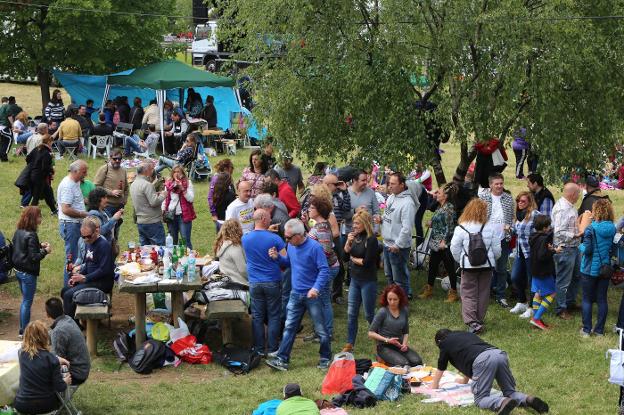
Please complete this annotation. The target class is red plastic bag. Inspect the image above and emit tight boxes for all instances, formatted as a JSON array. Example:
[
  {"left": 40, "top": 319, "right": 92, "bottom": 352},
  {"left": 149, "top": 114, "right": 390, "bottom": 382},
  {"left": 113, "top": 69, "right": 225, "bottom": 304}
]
[
  {"left": 170, "top": 335, "right": 212, "bottom": 365},
  {"left": 321, "top": 353, "right": 356, "bottom": 395}
]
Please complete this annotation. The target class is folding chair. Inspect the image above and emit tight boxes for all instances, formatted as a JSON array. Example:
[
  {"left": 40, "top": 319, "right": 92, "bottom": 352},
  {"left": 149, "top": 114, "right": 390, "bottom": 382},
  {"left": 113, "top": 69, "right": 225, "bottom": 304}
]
[
  {"left": 114, "top": 122, "right": 134, "bottom": 147},
  {"left": 88, "top": 135, "right": 112, "bottom": 159},
  {"left": 411, "top": 228, "right": 431, "bottom": 270},
  {"left": 52, "top": 385, "right": 82, "bottom": 415},
  {"left": 133, "top": 134, "right": 158, "bottom": 159},
  {"left": 186, "top": 143, "right": 211, "bottom": 181}
]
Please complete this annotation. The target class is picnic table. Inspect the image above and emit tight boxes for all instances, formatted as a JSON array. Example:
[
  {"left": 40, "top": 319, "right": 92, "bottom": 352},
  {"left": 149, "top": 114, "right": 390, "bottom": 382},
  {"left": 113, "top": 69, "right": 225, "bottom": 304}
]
[
  {"left": 0, "top": 341, "right": 21, "bottom": 406},
  {"left": 119, "top": 278, "right": 202, "bottom": 350}
]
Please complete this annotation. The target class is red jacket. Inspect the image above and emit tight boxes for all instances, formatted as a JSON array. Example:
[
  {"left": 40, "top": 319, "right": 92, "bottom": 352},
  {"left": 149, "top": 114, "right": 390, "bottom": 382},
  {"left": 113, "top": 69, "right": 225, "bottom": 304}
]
[
  {"left": 164, "top": 178, "right": 196, "bottom": 223},
  {"left": 278, "top": 181, "right": 301, "bottom": 218}
]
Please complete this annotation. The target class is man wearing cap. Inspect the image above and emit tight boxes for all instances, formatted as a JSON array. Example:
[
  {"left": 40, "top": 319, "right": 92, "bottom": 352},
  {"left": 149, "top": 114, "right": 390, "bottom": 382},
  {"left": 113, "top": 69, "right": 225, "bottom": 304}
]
[
  {"left": 266, "top": 169, "right": 301, "bottom": 218},
  {"left": 578, "top": 175, "right": 610, "bottom": 215},
  {"left": 275, "top": 155, "right": 304, "bottom": 194},
  {"left": 163, "top": 108, "right": 188, "bottom": 155},
  {"left": 276, "top": 384, "right": 320, "bottom": 415}
]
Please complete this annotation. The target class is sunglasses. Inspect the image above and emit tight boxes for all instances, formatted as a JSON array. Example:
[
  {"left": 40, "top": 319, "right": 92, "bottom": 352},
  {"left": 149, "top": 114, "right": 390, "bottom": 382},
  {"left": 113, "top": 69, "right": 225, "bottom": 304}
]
[
  {"left": 81, "top": 233, "right": 93, "bottom": 239},
  {"left": 111, "top": 157, "right": 122, "bottom": 161},
  {"left": 516, "top": 199, "right": 528, "bottom": 204}
]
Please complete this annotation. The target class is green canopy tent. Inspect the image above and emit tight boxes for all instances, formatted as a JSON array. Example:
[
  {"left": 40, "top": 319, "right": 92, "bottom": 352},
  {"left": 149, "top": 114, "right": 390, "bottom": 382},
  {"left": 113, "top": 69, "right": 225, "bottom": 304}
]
[{"left": 104, "top": 59, "right": 236, "bottom": 151}]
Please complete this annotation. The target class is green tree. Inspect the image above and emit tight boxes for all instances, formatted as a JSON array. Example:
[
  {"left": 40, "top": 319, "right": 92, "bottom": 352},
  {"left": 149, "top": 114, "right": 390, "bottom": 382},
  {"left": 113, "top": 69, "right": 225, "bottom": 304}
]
[
  {"left": 220, "top": 0, "right": 624, "bottom": 183},
  {"left": 0, "top": 0, "right": 178, "bottom": 111}
]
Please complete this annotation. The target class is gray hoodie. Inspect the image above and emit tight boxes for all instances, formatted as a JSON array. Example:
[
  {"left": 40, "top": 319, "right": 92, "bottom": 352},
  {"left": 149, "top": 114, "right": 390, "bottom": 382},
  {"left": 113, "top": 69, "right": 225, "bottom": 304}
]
[{"left": 381, "top": 190, "right": 416, "bottom": 249}]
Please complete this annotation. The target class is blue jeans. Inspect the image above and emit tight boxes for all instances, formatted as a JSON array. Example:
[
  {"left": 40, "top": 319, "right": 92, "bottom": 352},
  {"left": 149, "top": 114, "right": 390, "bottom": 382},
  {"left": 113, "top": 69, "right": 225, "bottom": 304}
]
[
  {"left": 16, "top": 271, "right": 36, "bottom": 334},
  {"left": 249, "top": 281, "right": 282, "bottom": 353},
  {"left": 281, "top": 268, "right": 292, "bottom": 325},
  {"left": 511, "top": 250, "right": 532, "bottom": 303},
  {"left": 137, "top": 222, "right": 166, "bottom": 246},
  {"left": 492, "top": 240, "right": 510, "bottom": 301},
  {"left": 581, "top": 275, "right": 609, "bottom": 335},
  {"left": 20, "top": 191, "right": 32, "bottom": 207},
  {"left": 103, "top": 204, "right": 123, "bottom": 239},
  {"left": 320, "top": 267, "right": 339, "bottom": 337},
  {"left": 16, "top": 131, "right": 33, "bottom": 144},
  {"left": 347, "top": 278, "right": 377, "bottom": 345},
  {"left": 383, "top": 246, "right": 412, "bottom": 296},
  {"left": 167, "top": 214, "right": 193, "bottom": 249},
  {"left": 155, "top": 156, "right": 177, "bottom": 174},
  {"left": 554, "top": 247, "right": 580, "bottom": 313},
  {"left": 59, "top": 221, "right": 81, "bottom": 286},
  {"left": 277, "top": 291, "right": 331, "bottom": 362},
  {"left": 123, "top": 134, "right": 142, "bottom": 154}
]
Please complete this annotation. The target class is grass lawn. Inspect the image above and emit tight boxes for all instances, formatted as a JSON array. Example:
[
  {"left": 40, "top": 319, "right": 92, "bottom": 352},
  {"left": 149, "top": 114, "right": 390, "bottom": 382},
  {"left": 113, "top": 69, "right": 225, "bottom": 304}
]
[{"left": 0, "top": 82, "right": 621, "bottom": 414}]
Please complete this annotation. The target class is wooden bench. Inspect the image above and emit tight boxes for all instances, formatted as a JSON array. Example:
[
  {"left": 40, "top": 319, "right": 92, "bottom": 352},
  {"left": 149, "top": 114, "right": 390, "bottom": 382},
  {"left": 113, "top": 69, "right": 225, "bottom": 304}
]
[
  {"left": 75, "top": 305, "right": 109, "bottom": 357},
  {"left": 206, "top": 300, "right": 247, "bottom": 344}
]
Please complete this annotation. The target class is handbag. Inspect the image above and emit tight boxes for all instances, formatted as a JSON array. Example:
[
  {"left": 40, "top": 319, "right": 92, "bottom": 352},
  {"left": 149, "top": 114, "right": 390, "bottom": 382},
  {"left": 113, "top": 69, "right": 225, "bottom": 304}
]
[
  {"left": 592, "top": 228, "right": 614, "bottom": 280},
  {"left": 607, "top": 329, "right": 624, "bottom": 386},
  {"left": 72, "top": 287, "right": 108, "bottom": 306},
  {"left": 162, "top": 198, "right": 180, "bottom": 224},
  {"left": 321, "top": 352, "right": 356, "bottom": 395}
]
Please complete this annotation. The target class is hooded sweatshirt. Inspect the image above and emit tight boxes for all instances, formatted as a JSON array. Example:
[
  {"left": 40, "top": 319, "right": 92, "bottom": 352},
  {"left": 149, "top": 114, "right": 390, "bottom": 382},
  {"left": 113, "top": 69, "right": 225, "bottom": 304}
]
[
  {"left": 529, "top": 230, "right": 555, "bottom": 277},
  {"left": 579, "top": 220, "right": 616, "bottom": 277},
  {"left": 381, "top": 190, "right": 416, "bottom": 249}
]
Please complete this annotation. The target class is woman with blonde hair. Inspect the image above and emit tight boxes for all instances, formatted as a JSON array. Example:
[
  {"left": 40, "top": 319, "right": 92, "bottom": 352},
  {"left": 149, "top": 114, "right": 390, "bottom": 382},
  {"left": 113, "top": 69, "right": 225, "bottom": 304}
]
[
  {"left": 214, "top": 219, "right": 247, "bottom": 287},
  {"left": 579, "top": 198, "right": 616, "bottom": 337},
  {"left": 450, "top": 198, "right": 501, "bottom": 334},
  {"left": 13, "top": 111, "right": 33, "bottom": 144},
  {"left": 14, "top": 320, "right": 70, "bottom": 415},
  {"left": 342, "top": 210, "right": 378, "bottom": 352},
  {"left": 509, "top": 191, "right": 540, "bottom": 317}
]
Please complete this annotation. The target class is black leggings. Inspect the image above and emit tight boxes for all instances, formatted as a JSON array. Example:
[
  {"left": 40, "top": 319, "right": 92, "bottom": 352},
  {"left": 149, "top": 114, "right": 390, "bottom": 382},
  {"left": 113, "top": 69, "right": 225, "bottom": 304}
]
[
  {"left": 377, "top": 343, "right": 422, "bottom": 367},
  {"left": 427, "top": 248, "right": 457, "bottom": 289},
  {"left": 14, "top": 396, "right": 61, "bottom": 414}
]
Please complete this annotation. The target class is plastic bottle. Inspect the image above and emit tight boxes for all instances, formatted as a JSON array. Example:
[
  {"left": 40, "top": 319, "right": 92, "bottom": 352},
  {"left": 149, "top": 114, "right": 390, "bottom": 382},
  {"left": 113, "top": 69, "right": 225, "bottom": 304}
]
[
  {"left": 162, "top": 255, "right": 171, "bottom": 279},
  {"left": 175, "top": 263, "right": 184, "bottom": 282},
  {"left": 165, "top": 233, "right": 174, "bottom": 251},
  {"left": 187, "top": 252, "right": 196, "bottom": 282},
  {"left": 180, "top": 237, "right": 187, "bottom": 255}
]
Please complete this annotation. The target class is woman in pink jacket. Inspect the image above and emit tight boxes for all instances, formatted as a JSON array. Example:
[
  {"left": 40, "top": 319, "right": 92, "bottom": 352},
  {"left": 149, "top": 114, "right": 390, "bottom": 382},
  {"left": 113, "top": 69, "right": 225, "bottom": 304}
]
[{"left": 162, "top": 165, "right": 196, "bottom": 249}]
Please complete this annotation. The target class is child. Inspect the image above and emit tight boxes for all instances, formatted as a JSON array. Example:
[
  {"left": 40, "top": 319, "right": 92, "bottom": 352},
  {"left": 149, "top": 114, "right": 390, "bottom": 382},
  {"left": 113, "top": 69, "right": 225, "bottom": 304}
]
[{"left": 528, "top": 215, "right": 561, "bottom": 330}]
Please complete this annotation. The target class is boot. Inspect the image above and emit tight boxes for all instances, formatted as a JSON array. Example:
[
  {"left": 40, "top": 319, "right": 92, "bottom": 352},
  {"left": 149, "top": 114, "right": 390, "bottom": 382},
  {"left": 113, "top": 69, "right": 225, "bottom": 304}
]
[
  {"left": 418, "top": 284, "right": 433, "bottom": 299},
  {"left": 445, "top": 288, "right": 459, "bottom": 303},
  {"left": 341, "top": 343, "right": 353, "bottom": 353}
]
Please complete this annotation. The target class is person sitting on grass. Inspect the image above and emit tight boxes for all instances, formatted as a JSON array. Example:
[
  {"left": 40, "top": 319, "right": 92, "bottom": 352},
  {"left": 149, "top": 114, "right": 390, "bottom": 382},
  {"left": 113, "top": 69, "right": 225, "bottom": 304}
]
[
  {"left": 13, "top": 320, "right": 71, "bottom": 415},
  {"left": 276, "top": 383, "right": 320, "bottom": 415},
  {"left": 432, "top": 329, "right": 549, "bottom": 415},
  {"left": 528, "top": 215, "right": 561, "bottom": 330},
  {"left": 45, "top": 297, "right": 90, "bottom": 386},
  {"left": 121, "top": 124, "right": 159, "bottom": 156},
  {"left": 367, "top": 284, "right": 422, "bottom": 367},
  {"left": 154, "top": 133, "right": 197, "bottom": 174}
]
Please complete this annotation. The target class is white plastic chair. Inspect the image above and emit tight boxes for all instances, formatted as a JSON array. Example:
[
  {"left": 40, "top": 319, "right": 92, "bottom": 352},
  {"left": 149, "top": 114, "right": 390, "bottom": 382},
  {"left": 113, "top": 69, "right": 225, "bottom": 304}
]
[{"left": 88, "top": 135, "right": 112, "bottom": 159}]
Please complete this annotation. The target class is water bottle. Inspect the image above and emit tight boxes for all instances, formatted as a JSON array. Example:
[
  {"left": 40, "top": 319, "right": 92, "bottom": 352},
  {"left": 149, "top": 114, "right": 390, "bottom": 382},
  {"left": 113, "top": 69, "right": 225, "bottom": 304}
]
[
  {"left": 165, "top": 233, "right": 174, "bottom": 251},
  {"left": 175, "top": 263, "right": 184, "bottom": 282},
  {"left": 163, "top": 255, "right": 171, "bottom": 279},
  {"left": 187, "top": 252, "right": 196, "bottom": 282}
]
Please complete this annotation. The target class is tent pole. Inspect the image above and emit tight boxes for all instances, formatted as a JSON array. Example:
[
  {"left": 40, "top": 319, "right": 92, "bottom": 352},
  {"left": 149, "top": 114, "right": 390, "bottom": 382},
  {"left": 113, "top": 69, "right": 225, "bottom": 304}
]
[
  {"left": 156, "top": 90, "right": 166, "bottom": 154},
  {"left": 100, "top": 83, "right": 111, "bottom": 114}
]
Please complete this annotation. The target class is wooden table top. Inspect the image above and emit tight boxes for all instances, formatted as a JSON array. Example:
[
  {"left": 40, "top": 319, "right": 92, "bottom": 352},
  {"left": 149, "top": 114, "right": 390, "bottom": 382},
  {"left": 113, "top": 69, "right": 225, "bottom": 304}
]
[{"left": 118, "top": 278, "right": 202, "bottom": 294}]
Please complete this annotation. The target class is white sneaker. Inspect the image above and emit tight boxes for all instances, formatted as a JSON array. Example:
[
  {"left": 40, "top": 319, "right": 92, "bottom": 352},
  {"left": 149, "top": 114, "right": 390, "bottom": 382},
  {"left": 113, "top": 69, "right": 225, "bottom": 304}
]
[
  {"left": 519, "top": 308, "right": 533, "bottom": 319},
  {"left": 510, "top": 303, "right": 528, "bottom": 314}
]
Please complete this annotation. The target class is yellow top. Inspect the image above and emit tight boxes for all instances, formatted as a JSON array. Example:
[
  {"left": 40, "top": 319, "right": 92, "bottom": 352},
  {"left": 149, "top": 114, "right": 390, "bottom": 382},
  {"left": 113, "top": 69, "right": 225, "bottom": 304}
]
[{"left": 58, "top": 118, "right": 82, "bottom": 140}]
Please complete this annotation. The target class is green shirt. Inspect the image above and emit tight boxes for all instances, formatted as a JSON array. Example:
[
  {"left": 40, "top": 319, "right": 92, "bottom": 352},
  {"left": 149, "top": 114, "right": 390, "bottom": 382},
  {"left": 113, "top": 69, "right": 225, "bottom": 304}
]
[
  {"left": 80, "top": 180, "right": 96, "bottom": 200},
  {"left": 0, "top": 104, "right": 9, "bottom": 126},
  {"left": 276, "top": 397, "right": 319, "bottom": 415}
]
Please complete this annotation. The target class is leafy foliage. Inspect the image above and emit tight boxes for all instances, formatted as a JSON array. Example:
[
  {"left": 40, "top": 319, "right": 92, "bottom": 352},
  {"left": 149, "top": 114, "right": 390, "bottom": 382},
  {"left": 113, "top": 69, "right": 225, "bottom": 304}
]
[{"left": 220, "top": 0, "right": 624, "bottom": 181}]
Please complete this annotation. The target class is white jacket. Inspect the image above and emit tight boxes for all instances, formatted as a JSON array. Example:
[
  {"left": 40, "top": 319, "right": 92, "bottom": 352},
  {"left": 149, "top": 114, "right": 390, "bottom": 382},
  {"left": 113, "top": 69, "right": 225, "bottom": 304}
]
[
  {"left": 450, "top": 221, "right": 501, "bottom": 269},
  {"left": 381, "top": 190, "right": 416, "bottom": 249}
]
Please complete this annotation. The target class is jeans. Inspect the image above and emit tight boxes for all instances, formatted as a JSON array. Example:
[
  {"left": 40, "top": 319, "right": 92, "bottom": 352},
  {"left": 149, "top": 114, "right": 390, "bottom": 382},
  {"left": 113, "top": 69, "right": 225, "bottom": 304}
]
[
  {"left": 59, "top": 221, "right": 81, "bottom": 286},
  {"left": 103, "top": 204, "right": 123, "bottom": 239},
  {"left": 20, "top": 191, "right": 31, "bottom": 207},
  {"left": 57, "top": 139, "right": 80, "bottom": 155},
  {"left": 16, "top": 271, "right": 37, "bottom": 334},
  {"left": 155, "top": 156, "right": 177, "bottom": 173},
  {"left": 249, "top": 281, "right": 282, "bottom": 354},
  {"left": 383, "top": 246, "right": 412, "bottom": 296},
  {"left": 320, "top": 267, "right": 339, "bottom": 337},
  {"left": 16, "top": 131, "right": 33, "bottom": 144},
  {"left": 618, "top": 291, "right": 624, "bottom": 329},
  {"left": 167, "top": 214, "right": 193, "bottom": 250},
  {"left": 281, "top": 269, "right": 292, "bottom": 326},
  {"left": 492, "top": 240, "right": 510, "bottom": 301},
  {"left": 137, "top": 222, "right": 166, "bottom": 246},
  {"left": 277, "top": 291, "right": 331, "bottom": 362},
  {"left": 581, "top": 275, "right": 609, "bottom": 335},
  {"left": 123, "top": 134, "right": 142, "bottom": 154},
  {"left": 347, "top": 278, "right": 377, "bottom": 345},
  {"left": 554, "top": 246, "right": 580, "bottom": 313},
  {"left": 510, "top": 250, "right": 532, "bottom": 303}
]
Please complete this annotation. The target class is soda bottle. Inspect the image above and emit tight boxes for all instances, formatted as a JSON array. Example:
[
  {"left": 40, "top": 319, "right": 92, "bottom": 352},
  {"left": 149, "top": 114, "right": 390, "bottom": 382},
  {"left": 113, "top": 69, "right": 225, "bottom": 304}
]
[
  {"left": 150, "top": 247, "right": 158, "bottom": 263},
  {"left": 187, "top": 252, "right": 196, "bottom": 282}
]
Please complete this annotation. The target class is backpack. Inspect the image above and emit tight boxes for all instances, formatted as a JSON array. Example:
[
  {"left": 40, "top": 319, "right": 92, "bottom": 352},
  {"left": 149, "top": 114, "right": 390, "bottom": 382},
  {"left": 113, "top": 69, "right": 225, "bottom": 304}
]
[
  {"left": 212, "top": 343, "right": 261, "bottom": 375},
  {"left": 113, "top": 331, "right": 136, "bottom": 362},
  {"left": 0, "top": 231, "right": 13, "bottom": 282},
  {"left": 128, "top": 339, "right": 167, "bottom": 374},
  {"left": 72, "top": 288, "right": 108, "bottom": 306},
  {"left": 458, "top": 224, "right": 490, "bottom": 268}
]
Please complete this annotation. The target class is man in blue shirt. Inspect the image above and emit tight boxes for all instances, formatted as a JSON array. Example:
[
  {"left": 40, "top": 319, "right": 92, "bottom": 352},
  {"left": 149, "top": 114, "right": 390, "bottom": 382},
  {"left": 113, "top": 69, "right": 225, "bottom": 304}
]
[
  {"left": 266, "top": 219, "right": 331, "bottom": 371},
  {"left": 242, "top": 209, "right": 286, "bottom": 356}
]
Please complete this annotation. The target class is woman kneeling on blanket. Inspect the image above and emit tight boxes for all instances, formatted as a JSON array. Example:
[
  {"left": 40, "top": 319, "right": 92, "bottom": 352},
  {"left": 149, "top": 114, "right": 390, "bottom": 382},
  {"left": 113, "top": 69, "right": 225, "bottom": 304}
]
[{"left": 367, "top": 284, "right": 422, "bottom": 367}]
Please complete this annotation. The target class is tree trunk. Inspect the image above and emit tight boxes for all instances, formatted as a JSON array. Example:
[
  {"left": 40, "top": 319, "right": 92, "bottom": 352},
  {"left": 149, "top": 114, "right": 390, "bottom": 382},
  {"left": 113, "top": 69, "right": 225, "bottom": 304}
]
[
  {"left": 37, "top": 67, "right": 51, "bottom": 114},
  {"left": 453, "top": 141, "right": 477, "bottom": 184},
  {"left": 431, "top": 156, "right": 447, "bottom": 186}
]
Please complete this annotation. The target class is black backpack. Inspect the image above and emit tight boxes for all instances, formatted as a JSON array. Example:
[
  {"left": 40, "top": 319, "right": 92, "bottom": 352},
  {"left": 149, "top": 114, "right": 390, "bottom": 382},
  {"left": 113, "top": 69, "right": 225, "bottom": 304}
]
[
  {"left": 458, "top": 224, "right": 490, "bottom": 268},
  {"left": 212, "top": 343, "right": 261, "bottom": 375},
  {"left": 113, "top": 331, "right": 136, "bottom": 363},
  {"left": 129, "top": 340, "right": 167, "bottom": 374},
  {"left": 0, "top": 231, "right": 13, "bottom": 282},
  {"left": 72, "top": 288, "right": 108, "bottom": 306}
]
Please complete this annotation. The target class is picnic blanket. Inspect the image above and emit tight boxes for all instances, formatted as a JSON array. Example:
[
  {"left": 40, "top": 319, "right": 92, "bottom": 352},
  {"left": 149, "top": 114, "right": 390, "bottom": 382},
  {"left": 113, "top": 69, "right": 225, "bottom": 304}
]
[{"left": 409, "top": 367, "right": 501, "bottom": 407}]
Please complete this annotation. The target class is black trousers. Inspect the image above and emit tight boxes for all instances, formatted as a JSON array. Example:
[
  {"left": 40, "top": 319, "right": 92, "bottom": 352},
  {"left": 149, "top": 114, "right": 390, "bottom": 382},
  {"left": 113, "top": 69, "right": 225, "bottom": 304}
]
[
  {"left": 14, "top": 396, "right": 61, "bottom": 414},
  {"left": 31, "top": 181, "right": 57, "bottom": 213},
  {"left": 0, "top": 127, "right": 11, "bottom": 160},
  {"left": 427, "top": 248, "right": 457, "bottom": 289},
  {"left": 377, "top": 343, "right": 422, "bottom": 367}
]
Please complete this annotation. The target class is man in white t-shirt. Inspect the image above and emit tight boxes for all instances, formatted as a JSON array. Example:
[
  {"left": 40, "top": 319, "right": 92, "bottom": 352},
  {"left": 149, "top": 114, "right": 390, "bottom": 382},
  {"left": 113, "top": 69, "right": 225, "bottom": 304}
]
[
  {"left": 57, "top": 160, "right": 89, "bottom": 286},
  {"left": 225, "top": 180, "right": 255, "bottom": 234},
  {"left": 479, "top": 173, "right": 514, "bottom": 308}
]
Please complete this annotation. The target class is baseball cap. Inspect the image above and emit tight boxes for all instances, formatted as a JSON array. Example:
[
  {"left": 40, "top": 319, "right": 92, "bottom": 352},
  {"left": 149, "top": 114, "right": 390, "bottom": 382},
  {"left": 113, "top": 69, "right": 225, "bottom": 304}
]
[
  {"left": 585, "top": 175, "right": 599, "bottom": 188},
  {"left": 283, "top": 383, "right": 302, "bottom": 399}
]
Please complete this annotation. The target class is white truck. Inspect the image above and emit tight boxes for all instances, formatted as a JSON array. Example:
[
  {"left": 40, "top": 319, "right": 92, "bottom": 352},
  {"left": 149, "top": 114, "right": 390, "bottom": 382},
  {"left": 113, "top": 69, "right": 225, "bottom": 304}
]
[{"left": 191, "top": 21, "right": 232, "bottom": 72}]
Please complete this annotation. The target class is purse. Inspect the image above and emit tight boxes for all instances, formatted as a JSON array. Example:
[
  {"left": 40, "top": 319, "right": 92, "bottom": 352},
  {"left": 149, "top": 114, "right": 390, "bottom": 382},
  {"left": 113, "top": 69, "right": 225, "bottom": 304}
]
[{"left": 163, "top": 198, "right": 180, "bottom": 224}]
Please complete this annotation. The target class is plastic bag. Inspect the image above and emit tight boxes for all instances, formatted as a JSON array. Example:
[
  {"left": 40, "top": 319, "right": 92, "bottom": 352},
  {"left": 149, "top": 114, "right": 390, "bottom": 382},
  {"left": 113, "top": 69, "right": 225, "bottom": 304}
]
[
  {"left": 169, "top": 317, "right": 190, "bottom": 342},
  {"left": 321, "top": 352, "right": 356, "bottom": 395},
  {"left": 170, "top": 334, "right": 212, "bottom": 364}
]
